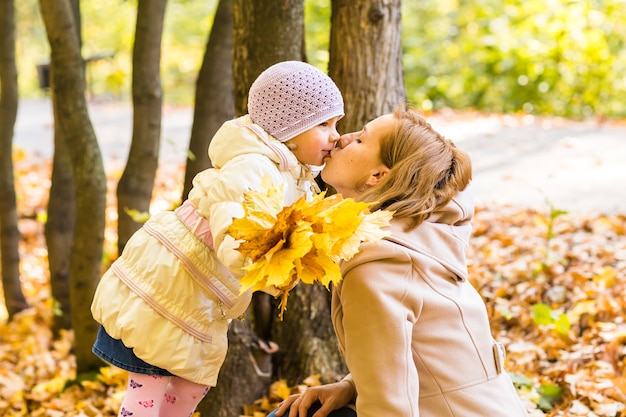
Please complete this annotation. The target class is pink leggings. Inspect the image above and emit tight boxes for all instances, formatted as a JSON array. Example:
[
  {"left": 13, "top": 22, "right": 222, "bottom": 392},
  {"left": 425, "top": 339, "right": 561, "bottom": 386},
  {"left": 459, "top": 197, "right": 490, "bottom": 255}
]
[{"left": 118, "top": 372, "right": 210, "bottom": 417}]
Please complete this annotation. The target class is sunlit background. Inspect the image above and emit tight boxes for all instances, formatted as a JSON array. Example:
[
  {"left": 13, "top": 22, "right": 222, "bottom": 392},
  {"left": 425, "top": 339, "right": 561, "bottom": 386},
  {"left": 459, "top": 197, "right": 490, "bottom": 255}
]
[{"left": 15, "top": 0, "right": 626, "bottom": 118}]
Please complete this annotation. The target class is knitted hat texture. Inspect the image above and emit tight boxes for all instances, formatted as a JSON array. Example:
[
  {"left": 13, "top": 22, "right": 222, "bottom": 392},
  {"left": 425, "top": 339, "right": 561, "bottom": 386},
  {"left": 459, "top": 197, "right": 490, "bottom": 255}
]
[{"left": 248, "top": 61, "right": 344, "bottom": 142}]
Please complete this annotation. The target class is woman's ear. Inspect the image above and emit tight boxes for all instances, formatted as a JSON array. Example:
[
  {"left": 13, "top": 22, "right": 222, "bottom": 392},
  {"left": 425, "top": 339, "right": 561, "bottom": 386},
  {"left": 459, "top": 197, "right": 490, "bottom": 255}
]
[{"left": 364, "top": 166, "right": 390, "bottom": 187}]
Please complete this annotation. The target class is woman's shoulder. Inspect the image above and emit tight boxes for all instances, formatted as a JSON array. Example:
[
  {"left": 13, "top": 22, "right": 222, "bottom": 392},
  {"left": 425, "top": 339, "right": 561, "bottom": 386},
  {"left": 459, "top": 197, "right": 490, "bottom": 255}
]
[{"left": 341, "top": 236, "right": 412, "bottom": 274}]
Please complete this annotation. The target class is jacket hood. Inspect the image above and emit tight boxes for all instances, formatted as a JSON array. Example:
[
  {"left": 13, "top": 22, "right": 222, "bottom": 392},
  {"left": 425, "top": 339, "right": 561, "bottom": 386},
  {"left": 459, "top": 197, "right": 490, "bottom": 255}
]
[
  {"left": 384, "top": 190, "right": 474, "bottom": 282},
  {"left": 209, "top": 115, "right": 299, "bottom": 173}
]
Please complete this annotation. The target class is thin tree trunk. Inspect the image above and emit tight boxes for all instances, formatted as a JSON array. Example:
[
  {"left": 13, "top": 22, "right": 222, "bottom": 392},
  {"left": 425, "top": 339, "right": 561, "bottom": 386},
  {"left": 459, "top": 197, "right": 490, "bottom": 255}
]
[
  {"left": 39, "top": 0, "right": 107, "bottom": 374},
  {"left": 0, "top": 0, "right": 27, "bottom": 319},
  {"left": 329, "top": 0, "right": 406, "bottom": 133},
  {"left": 182, "top": 0, "right": 234, "bottom": 200},
  {"left": 116, "top": 0, "right": 167, "bottom": 254},
  {"left": 45, "top": 0, "right": 80, "bottom": 335},
  {"left": 45, "top": 116, "right": 75, "bottom": 333}
]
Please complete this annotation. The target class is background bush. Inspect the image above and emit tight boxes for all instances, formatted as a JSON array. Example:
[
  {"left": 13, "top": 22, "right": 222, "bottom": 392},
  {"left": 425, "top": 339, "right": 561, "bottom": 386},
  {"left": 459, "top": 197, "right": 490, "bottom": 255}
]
[
  {"left": 402, "top": 0, "right": 626, "bottom": 118},
  {"left": 16, "top": 0, "right": 626, "bottom": 119}
]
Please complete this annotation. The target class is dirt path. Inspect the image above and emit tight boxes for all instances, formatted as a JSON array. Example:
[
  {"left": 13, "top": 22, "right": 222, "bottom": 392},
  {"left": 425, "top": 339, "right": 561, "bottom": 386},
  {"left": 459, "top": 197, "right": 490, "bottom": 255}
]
[
  {"left": 14, "top": 99, "right": 626, "bottom": 216},
  {"left": 429, "top": 110, "right": 626, "bottom": 216}
]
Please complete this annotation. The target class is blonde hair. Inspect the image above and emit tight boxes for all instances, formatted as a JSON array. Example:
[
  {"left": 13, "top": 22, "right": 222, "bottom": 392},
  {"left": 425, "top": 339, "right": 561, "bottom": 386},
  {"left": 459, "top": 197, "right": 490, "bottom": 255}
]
[{"left": 359, "top": 104, "right": 472, "bottom": 230}]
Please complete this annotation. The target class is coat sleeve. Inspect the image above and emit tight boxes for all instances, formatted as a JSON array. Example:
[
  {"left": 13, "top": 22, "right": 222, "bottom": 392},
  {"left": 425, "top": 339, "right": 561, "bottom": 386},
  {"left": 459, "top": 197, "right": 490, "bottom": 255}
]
[
  {"left": 338, "top": 246, "right": 421, "bottom": 417},
  {"left": 188, "top": 153, "right": 286, "bottom": 279}
]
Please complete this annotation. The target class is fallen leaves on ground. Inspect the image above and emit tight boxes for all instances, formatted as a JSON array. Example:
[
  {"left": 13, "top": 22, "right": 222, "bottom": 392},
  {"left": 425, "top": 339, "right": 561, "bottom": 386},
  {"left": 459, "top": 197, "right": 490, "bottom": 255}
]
[{"left": 3, "top": 154, "right": 626, "bottom": 416}]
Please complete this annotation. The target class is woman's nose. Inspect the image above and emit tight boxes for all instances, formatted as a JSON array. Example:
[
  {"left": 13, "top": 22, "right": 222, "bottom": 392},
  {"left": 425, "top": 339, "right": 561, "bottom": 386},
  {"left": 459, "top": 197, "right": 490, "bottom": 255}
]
[{"left": 336, "top": 134, "right": 352, "bottom": 149}]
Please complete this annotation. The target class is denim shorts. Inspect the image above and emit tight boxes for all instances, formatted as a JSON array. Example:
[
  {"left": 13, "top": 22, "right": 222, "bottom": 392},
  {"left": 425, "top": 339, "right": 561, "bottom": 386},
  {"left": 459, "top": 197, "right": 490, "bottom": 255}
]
[{"left": 92, "top": 326, "right": 174, "bottom": 376}]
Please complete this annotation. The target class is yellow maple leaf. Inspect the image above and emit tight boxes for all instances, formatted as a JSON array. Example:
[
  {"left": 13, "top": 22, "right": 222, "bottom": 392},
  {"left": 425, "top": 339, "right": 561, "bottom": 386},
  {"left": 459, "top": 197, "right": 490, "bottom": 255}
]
[
  {"left": 239, "top": 176, "right": 285, "bottom": 225},
  {"left": 269, "top": 379, "right": 293, "bottom": 400},
  {"left": 302, "top": 373, "right": 322, "bottom": 387},
  {"left": 123, "top": 207, "right": 150, "bottom": 223},
  {"left": 339, "top": 209, "right": 395, "bottom": 260},
  {"left": 593, "top": 266, "right": 617, "bottom": 288},
  {"left": 298, "top": 248, "right": 342, "bottom": 287},
  {"left": 228, "top": 176, "right": 393, "bottom": 318}
]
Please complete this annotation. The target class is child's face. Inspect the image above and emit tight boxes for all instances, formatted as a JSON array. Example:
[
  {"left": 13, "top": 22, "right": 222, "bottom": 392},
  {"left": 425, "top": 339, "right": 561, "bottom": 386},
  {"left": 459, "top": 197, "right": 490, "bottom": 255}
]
[{"left": 288, "top": 116, "right": 341, "bottom": 166}]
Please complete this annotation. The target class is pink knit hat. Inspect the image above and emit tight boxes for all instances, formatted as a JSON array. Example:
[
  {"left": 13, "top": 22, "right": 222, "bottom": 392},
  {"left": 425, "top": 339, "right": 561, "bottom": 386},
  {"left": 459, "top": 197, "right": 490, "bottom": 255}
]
[{"left": 248, "top": 61, "right": 344, "bottom": 142}]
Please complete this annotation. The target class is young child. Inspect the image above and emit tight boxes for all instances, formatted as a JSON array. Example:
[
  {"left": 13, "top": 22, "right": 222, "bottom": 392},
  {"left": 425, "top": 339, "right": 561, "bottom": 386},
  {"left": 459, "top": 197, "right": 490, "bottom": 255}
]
[{"left": 90, "top": 60, "right": 344, "bottom": 417}]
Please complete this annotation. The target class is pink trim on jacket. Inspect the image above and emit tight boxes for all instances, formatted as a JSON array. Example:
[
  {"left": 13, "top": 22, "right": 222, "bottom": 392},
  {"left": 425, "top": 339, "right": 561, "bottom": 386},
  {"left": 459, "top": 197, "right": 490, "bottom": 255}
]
[
  {"left": 111, "top": 260, "right": 213, "bottom": 343},
  {"left": 175, "top": 200, "right": 214, "bottom": 249},
  {"left": 143, "top": 221, "right": 237, "bottom": 310}
]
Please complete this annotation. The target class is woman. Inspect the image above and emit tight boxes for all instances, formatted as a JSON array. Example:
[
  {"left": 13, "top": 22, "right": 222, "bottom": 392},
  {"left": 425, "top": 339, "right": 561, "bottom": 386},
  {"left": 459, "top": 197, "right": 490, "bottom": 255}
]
[{"left": 270, "top": 105, "right": 528, "bottom": 417}]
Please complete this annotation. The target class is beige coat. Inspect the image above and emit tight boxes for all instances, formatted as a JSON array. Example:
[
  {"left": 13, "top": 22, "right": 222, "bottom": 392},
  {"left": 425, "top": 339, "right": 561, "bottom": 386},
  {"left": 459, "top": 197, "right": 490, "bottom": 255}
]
[
  {"left": 91, "top": 115, "right": 316, "bottom": 386},
  {"left": 332, "top": 191, "right": 528, "bottom": 416}
]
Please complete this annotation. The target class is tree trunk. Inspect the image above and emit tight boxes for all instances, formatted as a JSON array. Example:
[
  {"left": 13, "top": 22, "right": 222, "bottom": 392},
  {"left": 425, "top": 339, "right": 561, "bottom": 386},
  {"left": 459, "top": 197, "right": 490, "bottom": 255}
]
[
  {"left": 0, "top": 0, "right": 28, "bottom": 319},
  {"left": 199, "top": 3, "right": 345, "bottom": 415},
  {"left": 116, "top": 0, "right": 167, "bottom": 254},
  {"left": 45, "top": 113, "right": 75, "bottom": 333},
  {"left": 199, "top": 319, "right": 274, "bottom": 417},
  {"left": 38, "top": 0, "right": 107, "bottom": 374},
  {"left": 272, "top": 283, "right": 348, "bottom": 385},
  {"left": 232, "top": 0, "right": 305, "bottom": 116},
  {"left": 181, "top": 0, "right": 234, "bottom": 200},
  {"left": 45, "top": 0, "right": 80, "bottom": 335},
  {"left": 329, "top": 0, "right": 406, "bottom": 134}
]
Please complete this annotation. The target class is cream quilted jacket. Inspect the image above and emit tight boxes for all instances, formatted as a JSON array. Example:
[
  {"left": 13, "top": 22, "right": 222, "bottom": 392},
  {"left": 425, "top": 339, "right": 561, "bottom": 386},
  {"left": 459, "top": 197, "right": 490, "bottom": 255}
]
[{"left": 91, "top": 115, "right": 316, "bottom": 386}]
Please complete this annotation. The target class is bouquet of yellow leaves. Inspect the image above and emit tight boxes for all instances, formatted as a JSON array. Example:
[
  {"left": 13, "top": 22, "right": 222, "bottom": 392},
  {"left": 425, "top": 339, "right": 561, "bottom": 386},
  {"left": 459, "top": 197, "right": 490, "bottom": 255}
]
[{"left": 228, "top": 176, "right": 393, "bottom": 319}]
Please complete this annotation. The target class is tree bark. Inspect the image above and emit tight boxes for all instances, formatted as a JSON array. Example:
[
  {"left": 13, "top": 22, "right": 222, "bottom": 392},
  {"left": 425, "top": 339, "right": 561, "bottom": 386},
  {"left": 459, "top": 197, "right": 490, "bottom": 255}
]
[
  {"left": 116, "top": 0, "right": 167, "bottom": 254},
  {"left": 200, "top": 0, "right": 303, "bottom": 415},
  {"left": 272, "top": 283, "right": 348, "bottom": 385},
  {"left": 45, "top": 112, "right": 75, "bottom": 333},
  {"left": 38, "top": 0, "right": 107, "bottom": 374},
  {"left": 45, "top": 0, "right": 80, "bottom": 335},
  {"left": 0, "top": 0, "right": 28, "bottom": 319},
  {"left": 200, "top": 319, "right": 274, "bottom": 417},
  {"left": 329, "top": 0, "right": 406, "bottom": 134},
  {"left": 199, "top": 3, "right": 346, "bottom": 415},
  {"left": 232, "top": 0, "right": 305, "bottom": 116},
  {"left": 182, "top": 0, "right": 234, "bottom": 200}
]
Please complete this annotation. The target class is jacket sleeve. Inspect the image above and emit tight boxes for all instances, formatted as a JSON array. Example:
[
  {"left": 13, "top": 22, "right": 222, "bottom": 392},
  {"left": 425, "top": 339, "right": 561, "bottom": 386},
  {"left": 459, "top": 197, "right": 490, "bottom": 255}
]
[
  {"left": 189, "top": 153, "right": 286, "bottom": 280},
  {"left": 339, "top": 247, "right": 421, "bottom": 417}
]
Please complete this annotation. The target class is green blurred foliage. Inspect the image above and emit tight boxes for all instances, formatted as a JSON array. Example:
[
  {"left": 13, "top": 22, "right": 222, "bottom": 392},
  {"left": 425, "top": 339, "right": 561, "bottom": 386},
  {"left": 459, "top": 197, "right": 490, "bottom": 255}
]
[
  {"left": 17, "top": 0, "right": 215, "bottom": 104},
  {"left": 402, "top": 0, "right": 626, "bottom": 118},
  {"left": 14, "top": 0, "right": 626, "bottom": 118},
  {"left": 305, "top": 0, "right": 332, "bottom": 68}
]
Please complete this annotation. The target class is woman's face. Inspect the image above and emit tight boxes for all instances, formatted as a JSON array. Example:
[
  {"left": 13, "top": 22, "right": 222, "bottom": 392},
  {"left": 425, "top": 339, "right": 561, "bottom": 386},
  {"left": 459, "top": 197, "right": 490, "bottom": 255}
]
[{"left": 321, "top": 113, "right": 393, "bottom": 198}]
